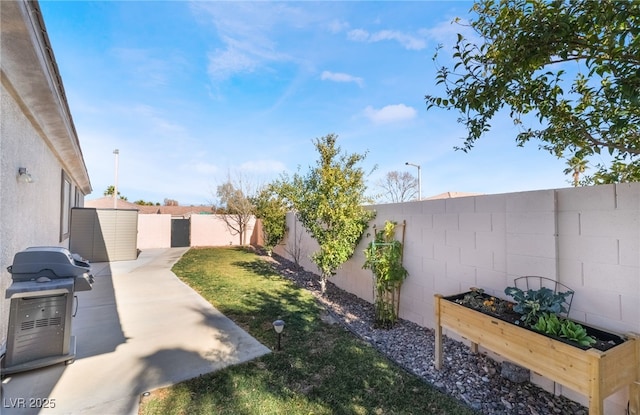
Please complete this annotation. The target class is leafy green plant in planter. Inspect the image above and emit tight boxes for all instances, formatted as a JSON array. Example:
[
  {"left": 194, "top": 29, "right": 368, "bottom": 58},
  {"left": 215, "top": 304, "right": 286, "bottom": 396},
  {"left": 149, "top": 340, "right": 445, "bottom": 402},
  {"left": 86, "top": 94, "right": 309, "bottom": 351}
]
[
  {"left": 533, "top": 312, "right": 596, "bottom": 347},
  {"left": 533, "top": 312, "right": 562, "bottom": 336},
  {"left": 560, "top": 319, "right": 596, "bottom": 347},
  {"left": 363, "top": 221, "right": 408, "bottom": 329},
  {"left": 504, "top": 286, "right": 573, "bottom": 326}
]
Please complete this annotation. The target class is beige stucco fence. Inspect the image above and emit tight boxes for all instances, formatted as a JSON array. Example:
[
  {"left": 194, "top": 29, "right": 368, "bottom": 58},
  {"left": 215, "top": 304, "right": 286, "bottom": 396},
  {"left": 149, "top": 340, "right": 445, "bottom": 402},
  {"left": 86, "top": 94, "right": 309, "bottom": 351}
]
[
  {"left": 272, "top": 183, "right": 640, "bottom": 414},
  {"left": 137, "top": 214, "right": 257, "bottom": 249}
]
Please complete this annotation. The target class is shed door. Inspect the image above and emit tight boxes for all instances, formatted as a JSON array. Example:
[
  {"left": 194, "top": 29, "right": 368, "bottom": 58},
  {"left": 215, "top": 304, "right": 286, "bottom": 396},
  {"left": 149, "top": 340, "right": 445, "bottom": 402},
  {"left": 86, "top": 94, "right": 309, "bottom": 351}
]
[{"left": 171, "top": 219, "right": 190, "bottom": 247}]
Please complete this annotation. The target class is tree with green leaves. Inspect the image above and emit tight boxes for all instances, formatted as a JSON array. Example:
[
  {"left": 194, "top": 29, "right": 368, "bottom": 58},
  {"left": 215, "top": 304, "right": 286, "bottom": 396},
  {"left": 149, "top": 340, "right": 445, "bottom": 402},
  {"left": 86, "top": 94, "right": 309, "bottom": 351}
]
[
  {"left": 253, "top": 185, "right": 288, "bottom": 255},
  {"left": 426, "top": 0, "right": 640, "bottom": 183},
  {"left": 278, "top": 134, "right": 375, "bottom": 295},
  {"left": 103, "top": 185, "right": 127, "bottom": 201},
  {"left": 133, "top": 199, "right": 158, "bottom": 206},
  {"left": 591, "top": 159, "right": 640, "bottom": 184},
  {"left": 563, "top": 156, "right": 589, "bottom": 187}
]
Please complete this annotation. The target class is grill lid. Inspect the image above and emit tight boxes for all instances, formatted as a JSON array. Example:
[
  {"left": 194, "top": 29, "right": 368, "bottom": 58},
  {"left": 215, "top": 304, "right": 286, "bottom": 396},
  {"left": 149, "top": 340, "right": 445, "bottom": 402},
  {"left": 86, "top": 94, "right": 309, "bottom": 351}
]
[{"left": 7, "top": 247, "right": 91, "bottom": 282}]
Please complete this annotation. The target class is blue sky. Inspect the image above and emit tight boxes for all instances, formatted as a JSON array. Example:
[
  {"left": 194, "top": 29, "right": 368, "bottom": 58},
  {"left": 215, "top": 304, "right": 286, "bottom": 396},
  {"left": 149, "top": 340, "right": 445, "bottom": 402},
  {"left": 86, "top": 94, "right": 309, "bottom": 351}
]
[{"left": 40, "top": 1, "right": 578, "bottom": 206}]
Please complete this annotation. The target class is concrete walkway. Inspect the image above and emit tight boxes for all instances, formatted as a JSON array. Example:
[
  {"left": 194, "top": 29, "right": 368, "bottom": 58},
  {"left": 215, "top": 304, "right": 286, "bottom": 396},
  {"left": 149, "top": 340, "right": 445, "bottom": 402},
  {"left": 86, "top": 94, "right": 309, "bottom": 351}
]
[{"left": 1, "top": 248, "right": 271, "bottom": 414}]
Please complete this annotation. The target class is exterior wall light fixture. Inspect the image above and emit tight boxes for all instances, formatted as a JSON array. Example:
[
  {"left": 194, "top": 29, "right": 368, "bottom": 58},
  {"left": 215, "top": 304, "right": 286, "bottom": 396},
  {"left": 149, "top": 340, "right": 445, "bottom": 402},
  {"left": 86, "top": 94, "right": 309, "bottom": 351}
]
[{"left": 18, "top": 167, "right": 34, "bottom": 183}]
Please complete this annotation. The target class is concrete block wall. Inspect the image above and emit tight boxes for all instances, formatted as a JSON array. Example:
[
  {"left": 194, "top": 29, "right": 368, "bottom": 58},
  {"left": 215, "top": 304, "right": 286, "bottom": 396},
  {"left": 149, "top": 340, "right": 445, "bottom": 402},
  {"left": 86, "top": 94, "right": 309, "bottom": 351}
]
[
  {"left": 274, "top": 183, "right": 640, "bottom": 414},
  {"left": 556, "top": 184, "right": 640, "bottom": 335}
]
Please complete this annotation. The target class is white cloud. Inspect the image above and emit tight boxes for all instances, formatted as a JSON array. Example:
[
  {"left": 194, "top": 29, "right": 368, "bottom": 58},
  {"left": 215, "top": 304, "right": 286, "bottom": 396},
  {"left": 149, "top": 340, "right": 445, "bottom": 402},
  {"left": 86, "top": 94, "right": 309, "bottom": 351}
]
[
  {"left": 363, "top": 104, "right": 417, "bottom": 124},
  {"left": 347, "top": 28, "right": 370, "bottom": 42},
  {"left": 208, "top": 47, "right": 259, "bottom": 80},
  {"left": 347, "top": 28, "right": 426, "bottom": 50},
  {"left": 129, "top": 104, "right": 186, "bottom": 135},
  {"left": 370, "top": 30, "right": 426, "bottom": 50},
  {"left": 195, "top": 2, "right": 305, "bottom": 81},
  {"left": 420, "top": 17, "right": 480, "bottom": 50},
  {"left": 110, "top": 47, "right": 187, "bottom": 88},
  {"left": 321, "top": 71, "right": 364, "bottom": 87},
  {"left": 328, "top": 19, "right": 349, "bottom": 34}
]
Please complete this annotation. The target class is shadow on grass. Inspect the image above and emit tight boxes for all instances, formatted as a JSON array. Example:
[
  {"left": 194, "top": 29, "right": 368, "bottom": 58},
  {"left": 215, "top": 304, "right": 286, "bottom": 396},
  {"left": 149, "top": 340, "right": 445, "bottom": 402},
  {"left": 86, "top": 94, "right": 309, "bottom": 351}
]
[
  {"left": 194, "top": 286, "right": 474, "bottom": 414},
  {"left": 231, "top": 259, "right": 283, "bottom": 278},
  {"left": 216, "top": 278, "right": 323, "bottom": 342},
  {"left": 159, "top": 248, "right": 477, "bottom": 415}
]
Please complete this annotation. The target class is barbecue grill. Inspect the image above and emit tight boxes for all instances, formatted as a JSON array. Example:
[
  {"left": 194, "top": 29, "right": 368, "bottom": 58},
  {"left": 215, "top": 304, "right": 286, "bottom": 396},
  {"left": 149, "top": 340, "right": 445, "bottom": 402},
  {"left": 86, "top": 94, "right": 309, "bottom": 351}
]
[{"left": 2, "top": 247, "right": 94, "bottom": 375}]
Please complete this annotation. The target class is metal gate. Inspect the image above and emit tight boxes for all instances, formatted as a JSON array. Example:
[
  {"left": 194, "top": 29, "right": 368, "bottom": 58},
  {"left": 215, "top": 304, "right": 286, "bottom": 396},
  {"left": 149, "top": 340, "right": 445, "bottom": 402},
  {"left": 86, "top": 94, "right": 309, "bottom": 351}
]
[{"left": 171, "top": 218, "right": 190, "bottom": 247}]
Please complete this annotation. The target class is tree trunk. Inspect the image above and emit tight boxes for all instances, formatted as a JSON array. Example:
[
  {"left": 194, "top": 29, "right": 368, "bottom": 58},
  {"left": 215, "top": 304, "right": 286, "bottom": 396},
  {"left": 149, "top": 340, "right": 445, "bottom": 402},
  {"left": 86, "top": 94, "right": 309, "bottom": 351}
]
[{"left": 320, "top": 274, "right": 327, "bottom": 296}]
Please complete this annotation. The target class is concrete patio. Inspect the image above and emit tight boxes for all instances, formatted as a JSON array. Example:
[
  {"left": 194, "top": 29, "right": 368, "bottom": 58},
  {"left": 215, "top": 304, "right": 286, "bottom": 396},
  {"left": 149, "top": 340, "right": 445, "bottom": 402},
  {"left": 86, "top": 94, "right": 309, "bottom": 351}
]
[{"left": 1, "top": 248, "right": 270, "bottom": 414}]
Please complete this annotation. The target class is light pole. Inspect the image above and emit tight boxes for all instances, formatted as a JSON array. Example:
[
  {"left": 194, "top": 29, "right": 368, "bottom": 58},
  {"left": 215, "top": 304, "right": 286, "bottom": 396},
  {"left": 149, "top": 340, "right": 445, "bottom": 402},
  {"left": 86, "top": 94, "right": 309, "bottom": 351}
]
[
  {"left": 405, "top": 162, "right": 421, "bottom": 200},
  {"left": 113, "top": 149, "right": 119, "bottom": 209}
]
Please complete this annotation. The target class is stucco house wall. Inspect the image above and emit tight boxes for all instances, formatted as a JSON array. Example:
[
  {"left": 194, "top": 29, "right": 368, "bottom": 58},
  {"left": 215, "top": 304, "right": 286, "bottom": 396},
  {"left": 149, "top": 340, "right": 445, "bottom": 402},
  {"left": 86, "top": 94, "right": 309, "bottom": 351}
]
[
  {"left": 273, "top": 183, "right": 640, "bottom": 414},
  {"left": 1, "top": 1, "right": 91, "bottom": 351}
]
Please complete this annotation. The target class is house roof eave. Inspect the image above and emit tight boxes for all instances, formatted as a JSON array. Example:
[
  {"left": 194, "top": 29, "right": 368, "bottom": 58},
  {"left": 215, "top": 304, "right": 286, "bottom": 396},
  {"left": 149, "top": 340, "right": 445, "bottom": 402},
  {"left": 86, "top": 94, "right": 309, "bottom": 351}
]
[{"left": 1, "top": 0, "right": 92, "bottom": 195}]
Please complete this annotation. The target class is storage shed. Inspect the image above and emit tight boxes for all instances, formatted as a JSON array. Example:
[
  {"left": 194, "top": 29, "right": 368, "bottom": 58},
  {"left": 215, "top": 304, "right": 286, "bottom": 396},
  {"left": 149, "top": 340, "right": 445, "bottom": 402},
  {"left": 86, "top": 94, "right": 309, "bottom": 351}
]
[{"left": 69, "top": 208, "right": 138, "bottom": 262}]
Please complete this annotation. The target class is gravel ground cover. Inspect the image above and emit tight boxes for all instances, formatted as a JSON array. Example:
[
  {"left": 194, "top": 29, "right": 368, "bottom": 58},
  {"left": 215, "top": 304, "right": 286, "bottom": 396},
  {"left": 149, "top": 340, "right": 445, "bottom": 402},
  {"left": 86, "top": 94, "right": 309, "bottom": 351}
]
[{"left": 268, "top": 252, "right": 589, "bottom": 415}]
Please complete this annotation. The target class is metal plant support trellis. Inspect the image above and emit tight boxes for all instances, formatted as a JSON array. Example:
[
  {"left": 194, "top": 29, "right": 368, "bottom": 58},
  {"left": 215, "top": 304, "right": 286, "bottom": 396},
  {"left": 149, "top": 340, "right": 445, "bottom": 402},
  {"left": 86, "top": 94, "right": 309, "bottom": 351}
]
[
  {"left": 363, "top": 220, "right": 407, "bottom": 329},
  {"left": 513, "top": 275, "right": 575, "bottom": 318}
]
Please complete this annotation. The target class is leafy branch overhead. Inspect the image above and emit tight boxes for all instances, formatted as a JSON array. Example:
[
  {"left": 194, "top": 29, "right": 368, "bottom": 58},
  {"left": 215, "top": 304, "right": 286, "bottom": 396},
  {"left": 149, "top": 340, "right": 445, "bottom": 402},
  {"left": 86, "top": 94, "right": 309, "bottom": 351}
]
[{"left": 426, "top": 0, "right": 640, "bottom": 183}]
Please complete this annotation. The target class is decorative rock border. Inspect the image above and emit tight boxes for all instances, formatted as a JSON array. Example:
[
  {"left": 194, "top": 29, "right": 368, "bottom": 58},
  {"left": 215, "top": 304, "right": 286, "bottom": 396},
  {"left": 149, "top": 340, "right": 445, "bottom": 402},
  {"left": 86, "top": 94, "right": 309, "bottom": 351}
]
[{"left": 268, "top": 252, "right": 590, "bottom": 415}]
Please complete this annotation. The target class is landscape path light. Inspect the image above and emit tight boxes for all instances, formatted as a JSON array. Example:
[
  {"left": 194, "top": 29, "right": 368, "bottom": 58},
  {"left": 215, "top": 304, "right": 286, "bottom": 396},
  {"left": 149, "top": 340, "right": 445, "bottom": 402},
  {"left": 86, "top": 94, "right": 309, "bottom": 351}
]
[{"left": 272, "top": 319, "right": 285, "bottom": 351}]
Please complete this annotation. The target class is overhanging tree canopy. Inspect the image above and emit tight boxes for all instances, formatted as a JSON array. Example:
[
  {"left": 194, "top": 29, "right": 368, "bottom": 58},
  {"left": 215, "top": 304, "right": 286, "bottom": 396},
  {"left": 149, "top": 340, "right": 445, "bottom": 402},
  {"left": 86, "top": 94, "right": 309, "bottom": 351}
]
[{"left": 426, "top": 0, "right": 640, "bottom": 183}]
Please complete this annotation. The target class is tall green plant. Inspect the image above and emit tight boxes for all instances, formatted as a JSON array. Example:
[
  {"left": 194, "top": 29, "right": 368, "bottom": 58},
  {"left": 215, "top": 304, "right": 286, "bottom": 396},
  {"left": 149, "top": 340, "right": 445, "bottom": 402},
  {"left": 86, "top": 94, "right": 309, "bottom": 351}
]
[
  {"left": 363, "top": 221, "right": 408, "bottom": 328},
  {"left": 277, "top": 134, "right": 375, "bottom": 295},
  {"left": 253, "top": 186, "right": 288, "bottom": 254}
]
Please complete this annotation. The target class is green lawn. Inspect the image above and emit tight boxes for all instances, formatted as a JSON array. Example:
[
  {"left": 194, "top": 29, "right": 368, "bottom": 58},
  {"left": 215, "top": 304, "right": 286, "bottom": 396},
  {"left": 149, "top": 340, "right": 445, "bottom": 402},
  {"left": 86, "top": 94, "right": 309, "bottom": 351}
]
[{"left": 138, "top": 247, "right": 476, "bottom": 415}]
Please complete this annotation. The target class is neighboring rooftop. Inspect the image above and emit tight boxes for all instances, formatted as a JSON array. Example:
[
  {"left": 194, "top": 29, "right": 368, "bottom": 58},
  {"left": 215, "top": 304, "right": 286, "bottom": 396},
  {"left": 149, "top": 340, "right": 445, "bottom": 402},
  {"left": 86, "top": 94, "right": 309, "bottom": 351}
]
[
  {"left": 424, "top": 192, "right": 484, "bottom": 200},
  {"left": 84, "top": 197, "right": 215, "bottom": 217}
]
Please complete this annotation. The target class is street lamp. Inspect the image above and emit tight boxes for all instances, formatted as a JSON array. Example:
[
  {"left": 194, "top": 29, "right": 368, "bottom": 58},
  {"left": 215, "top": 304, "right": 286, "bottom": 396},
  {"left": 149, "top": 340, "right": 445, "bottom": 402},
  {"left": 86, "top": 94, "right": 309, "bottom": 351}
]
[
  {"left": 113, "top": 149, "right": 119, "bottom": 209},
  {"left": 272, "top": 319, "right": 285, "bottom": 350},
  {"left": 405, "top": 162, "right": 421, "bottom": 200}
]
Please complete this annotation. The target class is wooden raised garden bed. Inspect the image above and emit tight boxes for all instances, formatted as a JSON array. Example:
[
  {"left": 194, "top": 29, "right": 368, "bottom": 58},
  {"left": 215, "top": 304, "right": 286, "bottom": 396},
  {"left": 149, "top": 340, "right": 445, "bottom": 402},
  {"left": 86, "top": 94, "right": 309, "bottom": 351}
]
[{"left": 434, "top": 292, "right": 639, "bottom": 415}]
